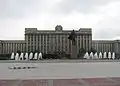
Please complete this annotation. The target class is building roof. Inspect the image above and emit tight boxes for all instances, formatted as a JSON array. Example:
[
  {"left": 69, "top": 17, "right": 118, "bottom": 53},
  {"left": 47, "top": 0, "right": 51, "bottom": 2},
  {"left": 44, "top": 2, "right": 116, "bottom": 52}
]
[
  {"left": 0, "top": 40, "right": 25, "bottom": 43},
  {"left": 25, "top": 27, "right": 92, "bottom": 35},
  {"left": 92, "top": 40, "right": 114, "bottom": 43}
]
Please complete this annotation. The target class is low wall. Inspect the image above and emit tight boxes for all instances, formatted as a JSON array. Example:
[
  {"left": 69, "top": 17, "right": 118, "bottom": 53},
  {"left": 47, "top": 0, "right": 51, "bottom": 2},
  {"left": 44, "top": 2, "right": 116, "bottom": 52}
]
[{"left": 0, "top": 59, "right": 119, "bottom": 63}]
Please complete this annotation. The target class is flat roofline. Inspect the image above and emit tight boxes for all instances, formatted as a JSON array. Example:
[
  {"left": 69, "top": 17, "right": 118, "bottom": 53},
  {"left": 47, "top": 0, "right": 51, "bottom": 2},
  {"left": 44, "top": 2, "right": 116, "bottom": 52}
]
[
  {"left": 25, "top": 28, "right": 92, "bottom": 31},
  {"left": 93, "top": 40, "right": 114, "bottom": 41},
  {"left": 0, "top": 40, "right": 25, "bottom": 41},
  {"left": 0, "top": 39, "right": 25, "bottom": 41}
]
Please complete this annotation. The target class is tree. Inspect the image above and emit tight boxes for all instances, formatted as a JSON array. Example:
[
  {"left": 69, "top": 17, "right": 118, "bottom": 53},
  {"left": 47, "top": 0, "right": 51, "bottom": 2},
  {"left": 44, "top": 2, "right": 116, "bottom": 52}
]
[
  {"left": 115, "top": 53, "right": 120, "bottom": 59},
  {"left": 0, "top": 54, "right": 11, "bottom": 60},
  {"left": 78, "top": 48, "right": 86, "bottom": 59},
  {"left": 88, "top": 48, "right": 97, "bottom": 54},
  {"left": 53, "top": 50, "right": 66, "bottom": 59},
  {"left": 17, "top": 50, "right": 21, "bottom": 56}
]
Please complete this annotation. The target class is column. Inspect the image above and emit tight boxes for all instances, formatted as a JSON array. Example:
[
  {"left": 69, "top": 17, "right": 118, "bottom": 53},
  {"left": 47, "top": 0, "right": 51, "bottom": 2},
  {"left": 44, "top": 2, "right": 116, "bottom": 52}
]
[
  {"left": 77, "top": 35, "right": 79, "bottom": 54},
  {"left": 25, "top": 35, "right": 28, "bottom": 52},
  {"left": 33, "top": 35, "right": 35, "bottom": 52},
  {"left": 15, "top": 43, "right": 17, "bottom": 53},
  {"left": 11, "top": 43, "right": 12, "bottom": 53},
  {"left": 77, "top": 35, "right": 80, "bottom": 54},
  {"left": 56, "top": 34, "right": 58, "bottom": 51},
  {"left": 111, "top": 43, "right": 113, "bottom": 52},
  {"left": 39, "top": 35, "right": 41, "bottom": 52},
  {"left": 6, "top": 43, "right": 8, "bottom": 54},
  {"left": 38, "top": 35, "right": 39, "bottom": 51},
  {"left": 65, "top": 34, "right": 67, "bottom": 53},
  {"left": 81, "top": 35, "right": 83, "bottom": 48},
  {"left": 67, "top": 34, "right": 70, "bottom": 53},
  {"left": 103, "top": 44, "right": 105, "bottom": 53},
  {"left": 103, "top": 43, "right": 105, "bottom": 53},
  {"left": 4, "top": 43, "right": 6, "bottom": 54},
  {"left": 12, "top": 43, "right": 14, "bottom": 53},
  {"left": 51, "top": 34, "right": 54, "bottom": 52},
  {"left": 63, "top": 35, "right": 65, "bottom": 52},
  {"left": 42, "top": 35, "right": 44, "bottom": 53},
  {"left": 111, "top": 43, "right": 112, "bottom": 52},
  {"left": 80, "top": 35, "right": 82, "bottom": 49},
  {"left": 54, "top": 34, "right": 56, "bottom": 52},
  {"left": 36, "top": 35, "right": 38, "bottom": 51},
  {"left": 29, "top": 35, "right": 31, "bottom": 52},
  {"left": 107, "top": 44, "right": 109, "bottom": 52},
  {"left": 105, "top": 43, "right": 107, "bottom": 52},
  {"left": 109, "top": 44, "right": 111, "bottom": 52},
  {"left": 44, "top": 35, "right": 46, "bottom": 54},
  {"left": 2, "top": 43, "right": 4, "bottom": 54},
  {"left": 9, "top": 43, "right": 11, "bottom": 53},
  {"left": 70, "top": 38, "right": 72, "bottom": 53},
  {"left": 86, "top": 35, "right": 88, "bottom": 51},
  {"left": 45, "top": 34, "right": 48, "bottom": 54},
  {"left": 89, "top": 35, "right": 91, "bottom": 50},
  {"left": 101, "top": 43, "right": 103, "bottom": 53},
  {"left": 8, "top": 43, "right": 9, "bottom": 54},
  {"left": 13, "top": 43, "right": 15, "bottom": 53},
  {"left": 106, "top": 44, "right": 108, "bottom": 52},
  {"left": 83, "top": 35, "right": 85, "bottom": 49}
]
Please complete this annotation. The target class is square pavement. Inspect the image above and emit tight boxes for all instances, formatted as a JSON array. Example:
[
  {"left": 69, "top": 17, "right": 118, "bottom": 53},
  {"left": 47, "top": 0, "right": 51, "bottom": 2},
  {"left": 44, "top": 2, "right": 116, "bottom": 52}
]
[{"left": 0, "top": 77, "right": 120, "bottom": 86}]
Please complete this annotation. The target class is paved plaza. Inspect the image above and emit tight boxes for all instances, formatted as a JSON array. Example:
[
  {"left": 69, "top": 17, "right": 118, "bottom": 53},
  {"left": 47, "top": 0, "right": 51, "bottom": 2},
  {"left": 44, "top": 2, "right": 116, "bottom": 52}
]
[
  {"left": 0, "top": 78, "right": 120, "bottom": 86},
  {"left": 0, "top": 60, "right": 120, "bottom": 86}
]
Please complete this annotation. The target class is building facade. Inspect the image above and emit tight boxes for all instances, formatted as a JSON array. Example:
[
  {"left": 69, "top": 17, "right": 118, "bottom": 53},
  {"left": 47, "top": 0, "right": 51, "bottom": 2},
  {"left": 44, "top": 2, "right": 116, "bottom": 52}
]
[
  {"left": 25, "top": 25, "right": 92, "bottom": 54},
  {"left": 92, "top": 40, "right": 120, "bottom": 54},
  {"left": 1, "top": 25, "right": 120, "bottom": 55},
  {"left": 0, "top": 40, "right": 25, "bottom": 54},
  {"left": 113, "top": 40, "right": 120, "bottom": 54},
  {"left": 92, "top": 40, "right": 114, "bottom": 53}
]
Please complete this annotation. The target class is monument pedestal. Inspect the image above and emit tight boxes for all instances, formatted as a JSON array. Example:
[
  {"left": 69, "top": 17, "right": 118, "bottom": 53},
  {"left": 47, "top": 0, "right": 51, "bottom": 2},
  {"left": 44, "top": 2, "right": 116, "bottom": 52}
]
[{"left": 71, "top": 44, "right": 77, "bottom": 59}]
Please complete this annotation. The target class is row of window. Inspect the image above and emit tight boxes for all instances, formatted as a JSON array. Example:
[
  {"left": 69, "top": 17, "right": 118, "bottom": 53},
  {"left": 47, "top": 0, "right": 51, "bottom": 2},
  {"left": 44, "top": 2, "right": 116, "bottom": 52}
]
[
  {"left": 27, "top": 35, "right": 91, "bottom": 41},
  {"left": 27, "top": 42, "right": 91, "bottom": 53},
  {"left": 28, "top": 46, "right": 70, "bottom": 53},
  {"left": 94, "top": 44, "right": 113, "bottom": 52}
]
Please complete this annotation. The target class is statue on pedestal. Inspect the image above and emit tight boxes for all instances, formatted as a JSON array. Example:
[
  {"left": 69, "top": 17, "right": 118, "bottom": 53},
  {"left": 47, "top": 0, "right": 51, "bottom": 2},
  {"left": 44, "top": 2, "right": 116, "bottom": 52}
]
[
  {"left": 68, "top": 30, "right": 77, "bottom": 45},
  {"left": 68, "top": 30, "right": 77, "bottom": 59}
]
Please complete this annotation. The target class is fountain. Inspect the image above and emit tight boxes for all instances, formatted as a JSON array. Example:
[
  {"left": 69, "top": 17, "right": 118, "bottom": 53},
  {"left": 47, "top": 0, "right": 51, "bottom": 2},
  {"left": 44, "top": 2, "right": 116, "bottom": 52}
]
[
  {"left": 94, "top": 52, "right": 98, "bottom": 59},
  {"left": 19, "top": 53, "right": 24, "bottom": 60},
  {"left": 84, "top": 52, "right": 90, "bottom": 59},
  {"left": 90, "top": 52, "right": 94, "bottom": 59},
  {"left": 103, "top": 52, "right": 107, "bottom": 59},
  {"left": 108, "top": 52, "right": 111, "bottom": 59},
  {"left": 34, "top": 53, "right": 38, "bottom": 60},
  {"left": 10, "top": 52, "right": 15, "bottom": 60},
  {"left": 29, "top": 52, "right": 33, "bottom": 60},
  {"left": 15, "top": 53, "right": 19, "bottom": 60},
  {"left": 99, "top": 52, "right": 102, "bottom": 59},
  {"left": 10, "top": 52, "right": 43, "bottom": 60},
  {"left": 38, "top": 52, "right": 42, "bottom": 60},
  {"left": 112, "top": 52, "right": 115, "bottom": 60},
  {"left": 24, "top": 53, "right": 28, "bottom": 60}
]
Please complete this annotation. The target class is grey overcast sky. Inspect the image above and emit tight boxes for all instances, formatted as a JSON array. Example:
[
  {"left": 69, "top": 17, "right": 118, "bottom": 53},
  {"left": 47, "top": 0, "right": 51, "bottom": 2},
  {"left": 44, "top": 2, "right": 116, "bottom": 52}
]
[{"left": 0, "top": 0, "right": 120, "bottom": 40}]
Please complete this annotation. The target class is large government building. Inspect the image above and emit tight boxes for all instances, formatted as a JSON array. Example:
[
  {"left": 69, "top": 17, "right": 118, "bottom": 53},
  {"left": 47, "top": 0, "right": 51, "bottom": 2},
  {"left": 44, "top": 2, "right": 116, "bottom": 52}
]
[
  {"left": 0, "top": 25, "right": 120, "bottom": 55},
  {"left": 0, "top": 40, "right": 25, "bottom": 54},
  {"left": 92, "top": 40, "right": 120, "bottom": 54},
  {"left": 25, "top": 25, "right": 92, "bottom": 54}
]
